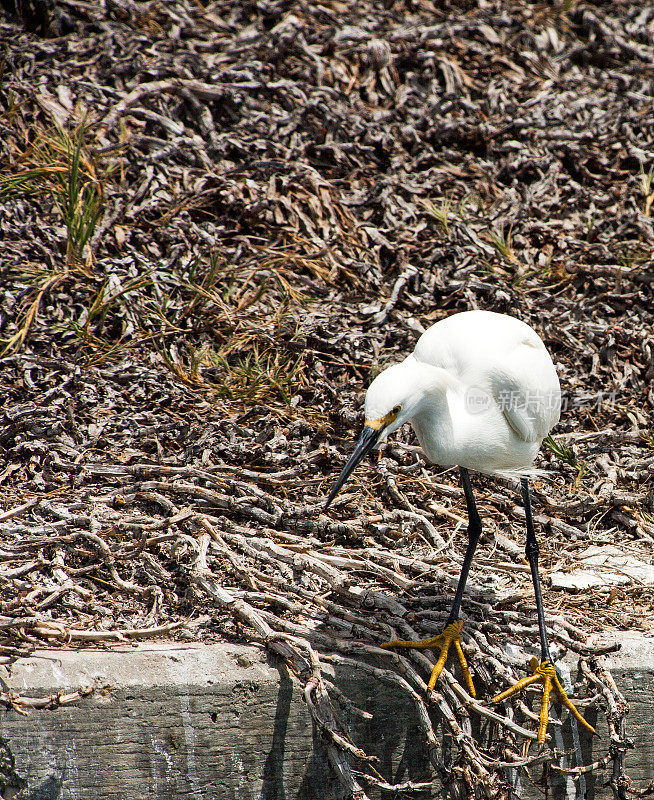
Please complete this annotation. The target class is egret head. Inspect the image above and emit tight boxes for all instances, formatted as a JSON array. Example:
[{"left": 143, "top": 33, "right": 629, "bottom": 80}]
[{"left": 325, "top": 362, "right": 419, "bottom": 509}]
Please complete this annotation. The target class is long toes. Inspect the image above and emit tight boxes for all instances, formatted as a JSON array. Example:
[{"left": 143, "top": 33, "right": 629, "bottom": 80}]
[{"left": 453, "top": 640, "right": 476, "bottom": 697}]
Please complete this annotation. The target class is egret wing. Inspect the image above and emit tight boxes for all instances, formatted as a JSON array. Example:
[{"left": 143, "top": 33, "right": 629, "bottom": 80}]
[
  {"left": 489, "top": 342, "right": 560, "bottom": 443},
  {"left": 411, "top": 311, "right": 561, "bottom": 444}
]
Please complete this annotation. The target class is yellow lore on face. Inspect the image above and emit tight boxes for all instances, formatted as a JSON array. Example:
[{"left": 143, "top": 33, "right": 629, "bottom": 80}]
[{"left": 365, "top": 404, "right": 401, "bottom": 431}]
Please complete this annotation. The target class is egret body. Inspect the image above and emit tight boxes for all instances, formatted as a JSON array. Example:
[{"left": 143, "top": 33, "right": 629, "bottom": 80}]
[{"left": 326, "top": 310, "right": 593, "bottom": 743}]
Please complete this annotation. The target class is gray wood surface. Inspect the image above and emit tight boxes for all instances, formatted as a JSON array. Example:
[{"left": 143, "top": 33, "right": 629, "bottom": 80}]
[{"left": 1, "top": 635, "right": 652, "bottom": 799}]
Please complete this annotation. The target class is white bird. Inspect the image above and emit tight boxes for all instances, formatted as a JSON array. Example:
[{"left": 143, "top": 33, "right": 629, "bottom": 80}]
[{"left": 325, "top": 309, "right": 593, "bottom": 743}]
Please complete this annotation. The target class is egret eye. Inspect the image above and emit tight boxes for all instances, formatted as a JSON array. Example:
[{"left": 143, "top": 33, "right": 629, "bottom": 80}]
[{"left": 392, "top": 404, "right": 401, "bottom": 415}]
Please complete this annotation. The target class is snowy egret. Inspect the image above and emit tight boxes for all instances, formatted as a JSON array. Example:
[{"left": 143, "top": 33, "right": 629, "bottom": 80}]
[{"left": 325, "top": 310, "right": 594, "bottom": 743}]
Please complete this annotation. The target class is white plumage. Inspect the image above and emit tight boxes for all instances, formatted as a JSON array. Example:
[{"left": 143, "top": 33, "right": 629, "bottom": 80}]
[{"left": 364, "top": 310, "right": 560, "bottom": 475}]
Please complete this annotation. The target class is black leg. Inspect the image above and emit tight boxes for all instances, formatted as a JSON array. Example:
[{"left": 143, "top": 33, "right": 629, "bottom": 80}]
[
  {"left": 522, "top": 477, "right": 551, "bottom": 663},
  {"left": 491, "top": 479, "right": 596, "bottom": 742},
  {"left": 446, "top": 467, "right": 482, "bottom": 625}
]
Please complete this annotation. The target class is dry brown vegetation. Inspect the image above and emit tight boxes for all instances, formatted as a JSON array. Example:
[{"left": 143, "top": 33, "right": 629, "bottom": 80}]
[{"left": 0, "top": 0, "right": 653, "bottom": 797}]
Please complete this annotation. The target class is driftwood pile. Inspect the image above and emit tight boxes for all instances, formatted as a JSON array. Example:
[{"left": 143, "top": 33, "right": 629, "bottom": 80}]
[{"left": 0, "top": 0, "right": 653, "bottom": 796}]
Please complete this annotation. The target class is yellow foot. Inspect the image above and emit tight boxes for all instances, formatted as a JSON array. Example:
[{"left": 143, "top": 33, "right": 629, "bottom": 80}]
[
  {"left": 491, "top": 657, "right": 595, "bottom": 744},
  {"left": 380, "top": 620, "right": 476, "bottom": 697}
]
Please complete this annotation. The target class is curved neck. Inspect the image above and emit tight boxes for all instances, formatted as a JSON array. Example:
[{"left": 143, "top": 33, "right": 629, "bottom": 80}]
[
  {"left": 403, "top": 356, "right": 459, "bottom": 405},
  {"left": 402, "top": 358, "right": 458, "bottom": 462}
]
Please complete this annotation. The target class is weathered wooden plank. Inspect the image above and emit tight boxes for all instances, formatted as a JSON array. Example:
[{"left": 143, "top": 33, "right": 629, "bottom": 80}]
[{"left": 0, "top": 636, "right": 651, "bottom": 799}]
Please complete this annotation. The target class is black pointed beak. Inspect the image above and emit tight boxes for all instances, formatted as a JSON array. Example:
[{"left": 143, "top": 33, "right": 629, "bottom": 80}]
[{"left": 325, "top": 424, "right": 382, "bottom": 509}]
